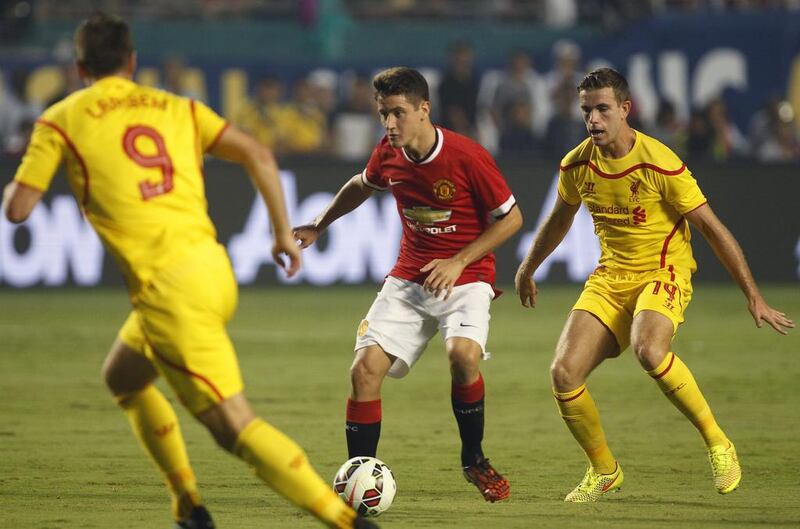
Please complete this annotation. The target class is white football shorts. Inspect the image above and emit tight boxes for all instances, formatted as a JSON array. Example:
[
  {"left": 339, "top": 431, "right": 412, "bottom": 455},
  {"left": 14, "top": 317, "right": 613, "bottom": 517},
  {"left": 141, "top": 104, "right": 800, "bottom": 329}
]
[{"left": 354, "top": 276, "right": 495, "bottom": 378}]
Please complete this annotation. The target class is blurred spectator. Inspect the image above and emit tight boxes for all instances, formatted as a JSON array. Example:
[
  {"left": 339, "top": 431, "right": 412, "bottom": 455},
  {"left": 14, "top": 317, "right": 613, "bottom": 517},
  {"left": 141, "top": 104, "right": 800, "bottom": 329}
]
[
  {"left": 544, "top": 80, "right": 585, "bottom": 157},
  {"left": 0, "top": 68, "right": 41, "bottom": 156},
  {"left": 490, "top": 49, "right": 548, "bottom": 141},
  {"left": 687, "top": 108, "right": 712, "bottom": 160},
  {"left": 333, "top": 73, "right": 381, "bottom": 160},
  {"left": 648, "top": 99, "right": 688, "bottom": 157},
  {"left": 751, "top": 100, "right": 800, "bottom": 161},
  {"left": 544, "top": 0, "right": 578, "bottom": 28},
  {"left": 162, "top": 55, "right": 206, "bottom": 101},
  {"left": 705, "top": 97, "right": 748, "bottom": 160},
  {"left": 281, "top": 77, "right": 328, "bottom": 155},
  {"left": 233, "top": 75, "right": 290, "bottom": 152},
  {"left": 437, "top": 40, "right": 479, "bottom": 138},
  {"left": 748, "top": 96, "right": 781, "bottom": 154},
  {"left": 308, "top": 68, "right": 339, "bottom": 122},
  {"left": 542, "top": 39, "right": 584, "bottom": 134},
  {"left": 499, "top": 100, "right": 542, "bottom": 156},
  {"left": 45, "top": 62, "right": 83, "bottom": 108}
]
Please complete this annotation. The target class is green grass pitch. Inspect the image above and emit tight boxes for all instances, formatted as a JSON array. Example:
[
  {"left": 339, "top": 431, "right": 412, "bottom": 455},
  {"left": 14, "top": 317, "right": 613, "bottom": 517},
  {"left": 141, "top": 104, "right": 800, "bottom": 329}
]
[{"left": 1, "top": 284, "right": 798, "bottom": 528}]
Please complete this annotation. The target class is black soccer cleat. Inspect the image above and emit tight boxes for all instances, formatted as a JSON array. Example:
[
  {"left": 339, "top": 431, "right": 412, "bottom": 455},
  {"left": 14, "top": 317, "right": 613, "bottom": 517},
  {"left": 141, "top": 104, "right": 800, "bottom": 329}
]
[
  {"left": 174, "top": 506, "right": 215, "bottom": 529},
  {"left": 353, "top": 516, "right": 380, "bottom": 529}
]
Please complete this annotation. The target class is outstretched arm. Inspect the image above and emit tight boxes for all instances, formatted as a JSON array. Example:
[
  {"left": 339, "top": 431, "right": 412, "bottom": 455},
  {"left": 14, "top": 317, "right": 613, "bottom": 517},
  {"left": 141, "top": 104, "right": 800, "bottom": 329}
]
[
  {"left": 209, "top": 125, "right": 301, "bottom": 277},
  {"left": 422, "top": 204, "right": 523, "bottom": 300},
  {"left": 292, "top": 172, "right": 374, "bottom": 248},
  {"left": 514, "top": 196, "right": 580, "bottom": 308},
  {"left": 685, "top": 203, "right": 794, "bottom": 334}
]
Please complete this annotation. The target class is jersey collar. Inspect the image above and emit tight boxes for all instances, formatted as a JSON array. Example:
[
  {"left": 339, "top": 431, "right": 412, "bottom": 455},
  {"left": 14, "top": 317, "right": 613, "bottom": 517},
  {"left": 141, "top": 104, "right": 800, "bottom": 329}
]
[{"left": 401, "top": 127, "right": 443, "bottom": 165}]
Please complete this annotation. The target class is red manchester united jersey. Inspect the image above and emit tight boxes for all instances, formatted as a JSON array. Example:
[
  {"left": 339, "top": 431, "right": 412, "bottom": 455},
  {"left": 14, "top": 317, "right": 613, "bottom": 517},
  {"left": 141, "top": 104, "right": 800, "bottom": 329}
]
[{"left": 362, "top": 127, "right": 516, "bottom": 286}]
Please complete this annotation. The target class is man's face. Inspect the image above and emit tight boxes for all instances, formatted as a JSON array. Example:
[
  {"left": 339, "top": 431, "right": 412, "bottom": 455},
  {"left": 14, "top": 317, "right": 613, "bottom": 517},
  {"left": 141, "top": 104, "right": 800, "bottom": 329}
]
[
  {"left": 579, "top": 87, "right": 630, "bottom": 148},
  {"left": 376, "top": 94, "right": 429, "bottom": 148}
]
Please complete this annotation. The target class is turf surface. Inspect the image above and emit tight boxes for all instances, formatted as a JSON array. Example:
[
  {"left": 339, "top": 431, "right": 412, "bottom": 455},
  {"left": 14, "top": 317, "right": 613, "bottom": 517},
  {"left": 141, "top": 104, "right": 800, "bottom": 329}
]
[{"left": 1, "top": 284, "right": 798, "bottom": 528}]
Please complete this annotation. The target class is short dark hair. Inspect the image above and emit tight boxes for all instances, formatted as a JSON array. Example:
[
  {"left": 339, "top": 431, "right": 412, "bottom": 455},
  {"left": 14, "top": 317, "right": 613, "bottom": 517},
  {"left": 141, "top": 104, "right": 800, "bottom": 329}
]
[
  {"left": 372, "top": 67, "right": 429, "bottom": 106},
  {"left": 74, "top": 13, "right": 133, "bottom": 77},
  {"left": 577, "top": 67, "right": 630, "bottom": 104}
]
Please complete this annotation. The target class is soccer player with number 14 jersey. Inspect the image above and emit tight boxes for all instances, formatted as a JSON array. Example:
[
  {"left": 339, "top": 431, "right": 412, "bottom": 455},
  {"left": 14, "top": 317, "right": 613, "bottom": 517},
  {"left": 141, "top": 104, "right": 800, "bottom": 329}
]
[
  {"left": 515, "top": 68, "right": 794, "bottom": 502},
  {"left": 2, "top": 13, "right": 377, "bottom": 529},
  {"left": 294, "top": 67, "right": 522, "bottom": 503}
]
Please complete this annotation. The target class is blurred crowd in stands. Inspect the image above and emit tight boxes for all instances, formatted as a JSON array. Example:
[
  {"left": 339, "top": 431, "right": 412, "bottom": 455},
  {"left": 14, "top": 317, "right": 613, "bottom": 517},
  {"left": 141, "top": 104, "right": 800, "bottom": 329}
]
[
  {"left": 1, "top": 0, "right": 799, "bottom": 162},
  {"left": 15, "top": 0, "right": 800, "bottom": 25},
  {"left": 1, "top": 38, "right": 798, "bottom": 163}
]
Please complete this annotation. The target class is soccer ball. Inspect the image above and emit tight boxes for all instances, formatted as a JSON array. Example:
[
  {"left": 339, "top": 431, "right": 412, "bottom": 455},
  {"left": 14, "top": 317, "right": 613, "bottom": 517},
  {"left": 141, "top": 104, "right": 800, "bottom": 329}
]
[{"left": 332, "top": 456, "right": 396, "bottom": 517}]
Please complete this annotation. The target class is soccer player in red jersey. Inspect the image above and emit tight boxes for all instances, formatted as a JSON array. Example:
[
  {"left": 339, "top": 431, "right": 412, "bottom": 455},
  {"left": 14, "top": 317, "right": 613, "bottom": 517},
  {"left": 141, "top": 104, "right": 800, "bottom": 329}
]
[
  {"left": 515, "top": 68, "right": 794, "bottom": 502},
  {"left": 294, "top": 67, "right": 522, "bottom": 502}
]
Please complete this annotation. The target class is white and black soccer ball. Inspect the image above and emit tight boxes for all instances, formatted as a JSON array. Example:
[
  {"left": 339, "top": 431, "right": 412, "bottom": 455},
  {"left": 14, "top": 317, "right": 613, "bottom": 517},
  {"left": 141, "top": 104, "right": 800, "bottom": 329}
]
[{"left": 332, "top": 456, "right": 396, "bottom": 517}]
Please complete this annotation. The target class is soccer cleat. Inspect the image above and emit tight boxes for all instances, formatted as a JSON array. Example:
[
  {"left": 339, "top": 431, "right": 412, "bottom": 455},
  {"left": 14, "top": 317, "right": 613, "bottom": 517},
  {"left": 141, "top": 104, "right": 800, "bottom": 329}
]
[
  {"left": 353, "top": 516, "right": 380, "bottom": 529},
  {"left": 174, "top": 506, "right": 215, "bottom": 529},
  {"left": 564, "top": 462, "right": 623, "bottom": 502},
  {"left": 708, "top": 441, "right": 741, "bottom": 494},
  {"left": 463, "top": 458, "right": 510, "bottom": 502}
]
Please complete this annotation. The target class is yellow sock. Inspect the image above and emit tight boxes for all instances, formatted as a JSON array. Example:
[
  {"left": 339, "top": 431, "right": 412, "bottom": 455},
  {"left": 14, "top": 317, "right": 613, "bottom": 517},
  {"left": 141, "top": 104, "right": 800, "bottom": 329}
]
[
  {"left": 648, "top": 352, "right": 728, "bottom": 448},
  {"left": 234, "top": 418, "right": 355, "bottom": 529},
  {"left": 554, "top": 384, "right": 617, "bottom": 474},
  {"left": 117, "top": 384, "right": 200, "bottom": 519}
]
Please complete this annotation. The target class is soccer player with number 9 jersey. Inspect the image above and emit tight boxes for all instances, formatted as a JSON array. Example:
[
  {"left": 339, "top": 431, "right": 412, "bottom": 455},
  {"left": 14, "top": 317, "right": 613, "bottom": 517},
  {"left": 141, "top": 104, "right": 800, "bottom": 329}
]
[{"left": 2, "top": 12, "right": 378, "bottom": 529}]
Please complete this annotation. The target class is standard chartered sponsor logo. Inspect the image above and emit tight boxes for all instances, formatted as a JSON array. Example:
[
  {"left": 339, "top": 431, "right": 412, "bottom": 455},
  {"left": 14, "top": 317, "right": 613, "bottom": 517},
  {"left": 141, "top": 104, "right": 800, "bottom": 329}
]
[{"left": 586, "top": 204, "right": 630, "bottom": 215}]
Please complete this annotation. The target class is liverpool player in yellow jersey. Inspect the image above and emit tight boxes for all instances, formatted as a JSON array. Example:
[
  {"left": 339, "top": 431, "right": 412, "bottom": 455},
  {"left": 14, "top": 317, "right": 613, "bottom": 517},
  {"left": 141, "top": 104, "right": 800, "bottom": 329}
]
[
  {"left": 515, "top": 68, "right": 794, "bottom": 502},
  {"left": 2, "top": 13, "right": 377, "bottom": 529}
]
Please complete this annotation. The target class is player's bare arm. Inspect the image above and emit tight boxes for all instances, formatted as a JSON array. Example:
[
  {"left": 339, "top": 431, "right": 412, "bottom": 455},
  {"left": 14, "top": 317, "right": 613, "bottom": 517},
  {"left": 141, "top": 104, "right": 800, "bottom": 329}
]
[
  {"left": 209, "top": 125, "right": 301, "bottom": 277},
  {"left": 3, "top": 181, "right": 44, "bottom": 224},
  {"left": 515, "top": 197, "right": 580, "bottom": 308},
  {"left": 293, "top": 172, "right": 373, "bottom": 248},
  {"left": 685, "top": 203, "right": 794, "bottom": 334},
  {"left": 422, "top": 204, "right": 522, "bottom": 300}
]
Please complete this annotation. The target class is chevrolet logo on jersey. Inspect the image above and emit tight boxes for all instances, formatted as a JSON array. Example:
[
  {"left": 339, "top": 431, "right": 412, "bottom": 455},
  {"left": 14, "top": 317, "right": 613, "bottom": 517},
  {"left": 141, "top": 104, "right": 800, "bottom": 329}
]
[{"left": 402, "top": 207, "right": 452, "bottom": 225}]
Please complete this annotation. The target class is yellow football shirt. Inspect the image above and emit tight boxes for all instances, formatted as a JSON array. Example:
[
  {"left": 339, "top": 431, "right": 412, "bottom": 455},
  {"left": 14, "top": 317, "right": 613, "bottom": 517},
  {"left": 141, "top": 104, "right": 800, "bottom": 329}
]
[
  {"left": 558, "top": 130, "right": 707, "bottom": 274},
  {"left": 14, "top": 75, "right": 228, "bottom": 295}
]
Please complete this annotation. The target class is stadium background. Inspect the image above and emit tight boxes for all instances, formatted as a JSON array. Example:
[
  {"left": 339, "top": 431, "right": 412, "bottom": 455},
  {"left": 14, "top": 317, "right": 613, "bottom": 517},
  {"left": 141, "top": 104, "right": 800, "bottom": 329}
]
[
  {"left": 1, "top": 0, "right": 799, "bottom": 288},
  {"left": 1, "top": 3, "right": 799, "bottom": 529}
]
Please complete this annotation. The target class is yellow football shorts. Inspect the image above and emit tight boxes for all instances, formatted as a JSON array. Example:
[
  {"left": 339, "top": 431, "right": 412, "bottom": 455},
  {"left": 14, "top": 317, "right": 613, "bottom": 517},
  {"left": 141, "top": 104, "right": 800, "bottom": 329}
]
[
  {"left": 119, "top": 239, "right": 243, "bottom": 414},
  {"left": 572, "top": 266, "right": 693, "bottom": 352}
]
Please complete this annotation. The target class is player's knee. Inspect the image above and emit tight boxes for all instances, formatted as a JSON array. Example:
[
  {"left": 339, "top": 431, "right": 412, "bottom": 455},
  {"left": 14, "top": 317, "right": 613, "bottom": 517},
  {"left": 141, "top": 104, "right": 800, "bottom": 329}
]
[
  {"left": 448, "top": 348, "right": 480, "bottom": 378},
  {"left": 447, "top": 347, "right": 476, "bottom": 368},
  {"left": 550, "top": 357, "right": 579, "bottom": 390},
  {"left": 101, "top": 357, "right": 130, "bottom": 395},
  {"left": 631, "top": 340, "right": 666, "bottom": 370},
  {"left": 350, "top": 358, "right": 383, "bottom": 390}
]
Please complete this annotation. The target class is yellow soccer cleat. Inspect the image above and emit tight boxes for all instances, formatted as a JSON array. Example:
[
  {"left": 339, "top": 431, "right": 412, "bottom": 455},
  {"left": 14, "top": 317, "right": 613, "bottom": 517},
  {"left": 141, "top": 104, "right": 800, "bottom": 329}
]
[
  {"left": 708, "top": 441, "right": 741, "bottom": 494},
  {"left": 564, "top": 462, "right": 623, "bottom": 502}
]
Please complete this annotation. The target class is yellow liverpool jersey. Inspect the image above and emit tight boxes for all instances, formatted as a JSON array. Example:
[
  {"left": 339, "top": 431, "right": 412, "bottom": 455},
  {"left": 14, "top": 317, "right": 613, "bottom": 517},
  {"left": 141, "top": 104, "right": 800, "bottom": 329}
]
[
  {"left": 558, "top": 131, "right": 707, "bottom": 273},
  {"left": 14, "top": 76, "right": 228, "bottom": 295}
]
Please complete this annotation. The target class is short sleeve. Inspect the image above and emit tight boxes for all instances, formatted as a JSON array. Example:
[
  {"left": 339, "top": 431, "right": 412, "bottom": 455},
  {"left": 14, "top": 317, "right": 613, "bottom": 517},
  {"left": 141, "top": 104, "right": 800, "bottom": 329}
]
[
  {"left": 469, "top": 148, "right": 515, "bottom": 218},
  {"left": 556, "top": 168, "right": 581, "bottom": 205},
  {"left": 360, "top": 144, "right": 387, "bottom": 191},
  {"left": 192, "top": 100, "right": 229, "bottom": 152},
  {"left": 660, "top": 166, "right": 707, "bottom": 214},
  {"left": 14, "top": 119, "right": 67, "bottom": 192}
]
